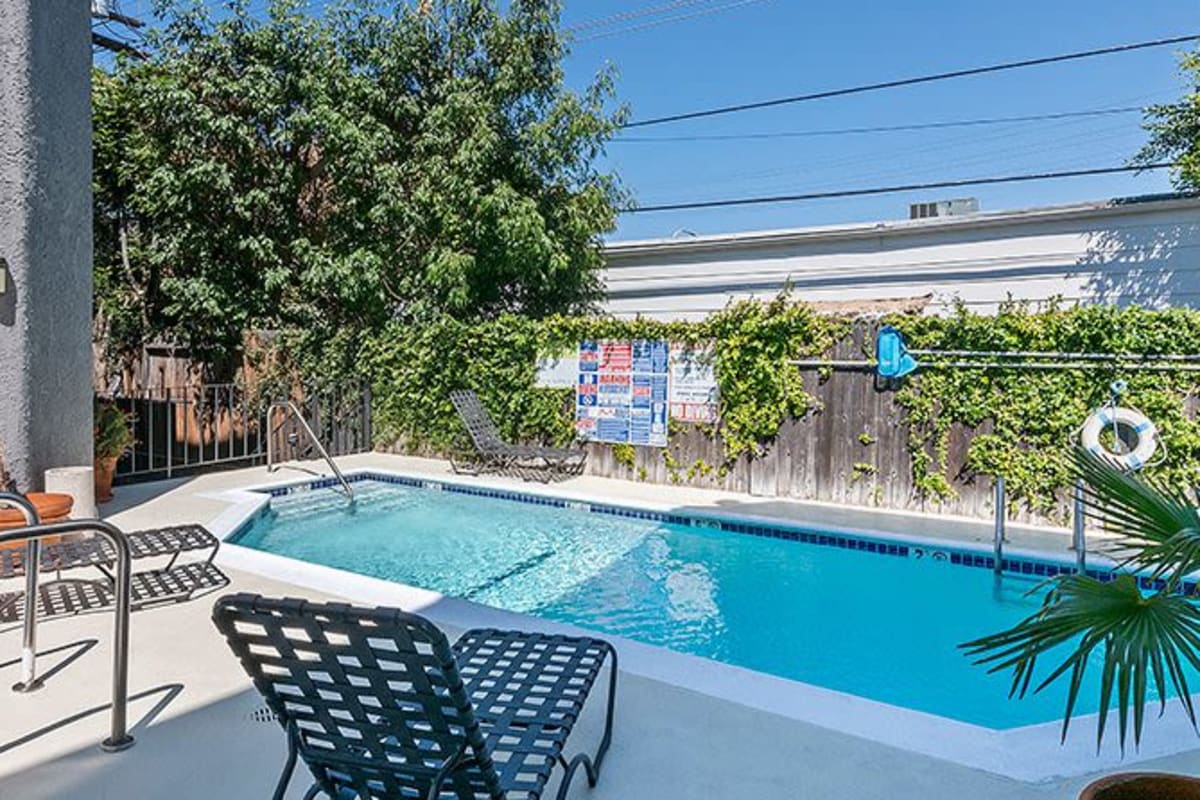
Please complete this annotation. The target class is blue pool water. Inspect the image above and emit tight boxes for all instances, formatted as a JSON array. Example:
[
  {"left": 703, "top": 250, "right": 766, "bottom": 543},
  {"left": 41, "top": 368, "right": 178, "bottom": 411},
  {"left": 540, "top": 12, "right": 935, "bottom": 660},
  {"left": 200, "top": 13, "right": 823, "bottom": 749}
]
[{"left": 233, "top": 479, "right": 1142, "bottom": 729}]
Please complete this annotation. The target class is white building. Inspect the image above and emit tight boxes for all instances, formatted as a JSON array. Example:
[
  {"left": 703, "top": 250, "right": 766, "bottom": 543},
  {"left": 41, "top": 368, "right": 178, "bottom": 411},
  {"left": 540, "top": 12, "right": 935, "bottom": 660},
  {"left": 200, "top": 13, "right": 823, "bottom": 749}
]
[{"left": 601, "top": 193, "right": 1200, "bottom": 319}]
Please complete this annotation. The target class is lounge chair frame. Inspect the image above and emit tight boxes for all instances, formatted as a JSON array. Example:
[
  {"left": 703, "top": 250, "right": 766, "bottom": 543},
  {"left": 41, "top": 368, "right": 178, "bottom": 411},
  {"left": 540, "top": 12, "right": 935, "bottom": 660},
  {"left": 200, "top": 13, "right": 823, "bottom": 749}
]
[
  {"left": 213, "top": 593, "right": 617, "bottom": 800},
  {"left": 449, "top": 391, "right": 586, "bottom": 482},
  {"left": 0, "top": 523, "right": 219, "bottom": 580},
  {"left": 0, "top": 524, "right": 226, "bottom": 623}
]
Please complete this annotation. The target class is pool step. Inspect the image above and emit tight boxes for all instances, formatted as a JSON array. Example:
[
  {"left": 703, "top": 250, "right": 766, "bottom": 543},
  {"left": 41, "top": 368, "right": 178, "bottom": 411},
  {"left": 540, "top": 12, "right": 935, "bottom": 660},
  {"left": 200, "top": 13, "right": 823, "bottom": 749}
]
[{"left": 268, "top": 483, "right": 408, "bottom": 519}]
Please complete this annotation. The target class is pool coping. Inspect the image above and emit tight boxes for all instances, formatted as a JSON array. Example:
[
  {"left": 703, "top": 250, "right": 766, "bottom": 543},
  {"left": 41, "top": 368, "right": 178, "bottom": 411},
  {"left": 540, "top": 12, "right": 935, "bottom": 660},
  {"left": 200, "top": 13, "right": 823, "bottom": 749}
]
[{"left": 201, "top": 467, "right": 1200, "bottom": 783}]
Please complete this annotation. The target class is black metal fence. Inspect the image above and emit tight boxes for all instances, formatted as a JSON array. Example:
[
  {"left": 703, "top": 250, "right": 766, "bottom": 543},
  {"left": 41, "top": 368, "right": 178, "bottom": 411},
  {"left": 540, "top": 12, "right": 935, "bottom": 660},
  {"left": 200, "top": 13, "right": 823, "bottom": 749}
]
[{"left": 107, "top": 382, "right": 372, "bottom": 483}]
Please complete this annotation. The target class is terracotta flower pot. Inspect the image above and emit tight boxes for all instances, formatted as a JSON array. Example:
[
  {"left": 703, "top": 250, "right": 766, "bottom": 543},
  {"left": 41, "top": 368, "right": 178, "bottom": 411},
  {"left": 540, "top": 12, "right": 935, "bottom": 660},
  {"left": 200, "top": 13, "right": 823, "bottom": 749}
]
[
  {"left": 94, "top": 455, "right": 119, "bottom": 504},
  {"left": 1079, "top": 772, "right": 1200, "bottom": 800},
  {"left": 0, "top": 492, "right": 73, "bottom": 530},
  {"left": 0, "top": 492, "right": 73, "bottom": 549}
]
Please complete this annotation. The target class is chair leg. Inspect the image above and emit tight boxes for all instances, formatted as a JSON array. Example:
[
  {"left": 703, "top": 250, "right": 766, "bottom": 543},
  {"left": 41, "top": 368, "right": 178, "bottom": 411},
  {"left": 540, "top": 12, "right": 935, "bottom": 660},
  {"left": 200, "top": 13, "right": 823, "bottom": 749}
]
[
  {"left": 553, "top": 646, "right": 618, "bottom": 799},
  {"left": 450, "top": 453, "right": 486, "bottom": 476},
  {"left": 594, "top": 646, "right": 618, "bottom": 774},
  {"left": 555, "top": 753, "right": 599, "bottom": 800},
  {"left": 425, "top": 744, "right": 472, "bottom": 800},
  {"left": 273, "top": 721, "right": 301, "bottom": 800}
]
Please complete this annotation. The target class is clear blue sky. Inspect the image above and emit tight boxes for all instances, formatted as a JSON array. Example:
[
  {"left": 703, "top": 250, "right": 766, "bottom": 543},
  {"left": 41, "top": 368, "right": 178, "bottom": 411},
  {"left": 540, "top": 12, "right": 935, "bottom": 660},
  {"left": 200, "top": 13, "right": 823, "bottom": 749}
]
[
  {"left": 557, "top": 1, "right": 1195, "bottom": 241},
  {"left": 113, "top": 1, "right": 1196, "bottom": 240}
]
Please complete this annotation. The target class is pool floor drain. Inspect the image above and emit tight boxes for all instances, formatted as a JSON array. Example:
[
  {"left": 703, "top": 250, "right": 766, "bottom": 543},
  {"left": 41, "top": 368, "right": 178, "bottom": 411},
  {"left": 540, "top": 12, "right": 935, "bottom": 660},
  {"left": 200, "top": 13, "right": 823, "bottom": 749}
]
[{"left": 247, "top": 705, "right": 277, "bottom": 724}]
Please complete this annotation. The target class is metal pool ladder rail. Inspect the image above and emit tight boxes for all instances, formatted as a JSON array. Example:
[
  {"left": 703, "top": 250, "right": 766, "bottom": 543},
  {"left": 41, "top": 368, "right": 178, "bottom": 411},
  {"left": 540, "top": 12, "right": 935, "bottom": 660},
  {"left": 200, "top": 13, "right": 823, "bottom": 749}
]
[
  {"left": 0, "top": 494, "right": 135, "bottom": 753},
  {"left": 992, "top": 477, "right": 1006, "bottom": 575},
  {"left": 266, "top": 401, "right": 355, "bottom": 501}
]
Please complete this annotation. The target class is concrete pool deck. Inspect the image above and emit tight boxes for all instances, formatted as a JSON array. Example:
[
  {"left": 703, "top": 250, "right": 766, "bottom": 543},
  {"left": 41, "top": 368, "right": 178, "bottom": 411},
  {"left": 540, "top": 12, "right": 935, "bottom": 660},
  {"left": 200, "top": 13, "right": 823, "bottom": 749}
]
[
  {"left": 101, "top": 451, "right": 1110, "bottom": 554},
  {"left": 2, "top": 453, "right": 1199, "bottom": 799}
]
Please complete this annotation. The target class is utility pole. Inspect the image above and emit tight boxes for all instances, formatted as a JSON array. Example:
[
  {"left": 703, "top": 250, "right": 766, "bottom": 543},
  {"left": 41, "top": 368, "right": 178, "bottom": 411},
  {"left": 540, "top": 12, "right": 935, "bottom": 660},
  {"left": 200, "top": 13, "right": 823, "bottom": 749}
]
[{"left": 91, "top": 0, "right": 147, "bottom": 59}]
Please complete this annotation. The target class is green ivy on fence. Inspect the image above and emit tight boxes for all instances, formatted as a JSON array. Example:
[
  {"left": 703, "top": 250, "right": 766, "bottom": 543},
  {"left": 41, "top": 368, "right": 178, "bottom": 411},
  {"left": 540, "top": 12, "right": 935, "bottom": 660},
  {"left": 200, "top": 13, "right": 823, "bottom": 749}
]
[
  {"left": 893, "top": 301, "right": 1200, "bottom": 514},
  {"left": 363, "top": 295, "right": 845, "bottom": 460},
  {"left": 363, "top": 296, "right": 1200, "bottom": 515}
]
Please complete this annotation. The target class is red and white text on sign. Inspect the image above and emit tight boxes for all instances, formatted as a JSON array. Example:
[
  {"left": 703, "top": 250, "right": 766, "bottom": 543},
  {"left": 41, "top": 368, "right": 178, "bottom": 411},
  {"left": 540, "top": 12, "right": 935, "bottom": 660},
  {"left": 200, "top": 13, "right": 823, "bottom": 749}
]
[{"left": 600, "top": 341, "right": 632, "bottom": 371}]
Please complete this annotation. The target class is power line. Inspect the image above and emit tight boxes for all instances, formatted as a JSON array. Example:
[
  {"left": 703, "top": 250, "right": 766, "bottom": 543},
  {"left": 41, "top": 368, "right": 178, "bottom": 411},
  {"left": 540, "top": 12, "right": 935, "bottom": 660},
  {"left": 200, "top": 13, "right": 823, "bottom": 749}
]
[
  {"left": 92, "top": 30, "right": 147, "bottom": 59},
  {"left": 615, "top": 105, "right": 1144, "bottom": 143},
  {"left": 635, "top": 110, "right": 1139, "bottom": 194},
  {"left": 623, "top": 34, "right": 1200, "bottom": 128},
  {"left": 92, "top": 0, "right": 147, "bottom": 60},
  {"left": 565, "top": 0, "right": 717, "bottom": 33},
  {"left": 622, "top": 163, "right": 1175, "bottom": 213},
  {"left": 574, "top": 0, "right": 769, "bottom": 43},
  {"left": 641, "top": 89, "right": 1173, "bottom": 195}
]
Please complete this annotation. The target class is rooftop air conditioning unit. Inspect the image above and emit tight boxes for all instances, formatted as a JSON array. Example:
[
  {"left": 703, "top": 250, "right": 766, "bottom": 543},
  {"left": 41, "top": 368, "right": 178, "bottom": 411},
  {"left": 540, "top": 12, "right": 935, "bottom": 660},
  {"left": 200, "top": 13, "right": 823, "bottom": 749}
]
[{"left": 909, "top": 197, "right": 979, "bottom": 220}]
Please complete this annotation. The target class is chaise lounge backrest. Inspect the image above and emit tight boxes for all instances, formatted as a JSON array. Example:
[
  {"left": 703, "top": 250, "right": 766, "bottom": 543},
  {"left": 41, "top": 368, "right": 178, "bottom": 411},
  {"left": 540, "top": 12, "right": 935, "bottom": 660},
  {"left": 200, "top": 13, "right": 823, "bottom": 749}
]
[
  {"left": 449, "top": 391, "right": 507, "bottom": 454},
  {"left": 212, "top": 593, "right": 505, "bottom": 800}
]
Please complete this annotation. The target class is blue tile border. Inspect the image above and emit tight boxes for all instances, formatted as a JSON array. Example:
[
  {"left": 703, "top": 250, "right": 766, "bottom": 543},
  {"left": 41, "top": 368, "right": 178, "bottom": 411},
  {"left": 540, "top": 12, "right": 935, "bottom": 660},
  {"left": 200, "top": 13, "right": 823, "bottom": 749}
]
[{"left": 247, "top": 471, "right": 1196, "bottom": 591}]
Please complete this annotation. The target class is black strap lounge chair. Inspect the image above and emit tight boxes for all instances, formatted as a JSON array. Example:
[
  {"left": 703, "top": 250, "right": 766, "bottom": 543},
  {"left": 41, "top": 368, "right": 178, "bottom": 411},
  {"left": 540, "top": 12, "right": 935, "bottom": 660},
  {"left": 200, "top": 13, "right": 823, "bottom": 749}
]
[
  {"left": 0, "top": 524, "right": 227, "bottom": 624},
  {"left": 212, "top": 593, "right": 617, "bottom": 800},
  {"left": 0, "top": 523, "right": 220, "bottom": 580},
  {"left": 449, "top": 390, "right": 586, "bottom": 480},
  {"left": 0, "top": 561, "right": 229, "bottom": 624}
]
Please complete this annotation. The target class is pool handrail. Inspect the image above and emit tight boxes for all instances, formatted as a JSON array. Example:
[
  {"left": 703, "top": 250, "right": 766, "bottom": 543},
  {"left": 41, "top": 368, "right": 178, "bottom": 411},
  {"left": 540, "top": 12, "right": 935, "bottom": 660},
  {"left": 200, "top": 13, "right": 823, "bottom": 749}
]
[
  {"left": 2, "top": 494, "right": 41, "bottom": 692},
  {"left": 0, "top": 497, "right": 135, "bottom": 753},
  {"left": 266, "top": 401, "right": 354, "bottom": 502},
  {"left": 1072, "top": 479, "right": 1087, "bottom": 574},
  {"left": 992, "top": 476, "right": 1006, "bottom": 574}
]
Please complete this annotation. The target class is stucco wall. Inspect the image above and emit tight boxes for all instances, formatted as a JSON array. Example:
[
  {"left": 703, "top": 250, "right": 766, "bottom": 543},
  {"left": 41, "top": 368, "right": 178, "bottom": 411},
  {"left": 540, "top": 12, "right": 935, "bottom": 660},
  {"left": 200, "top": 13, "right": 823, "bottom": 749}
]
[
  {"left": 602, "top": 198, "right": 1200, "bottom": 320},
  {"left": 0, "top": 1, "right": 93, "bottom": 490}
]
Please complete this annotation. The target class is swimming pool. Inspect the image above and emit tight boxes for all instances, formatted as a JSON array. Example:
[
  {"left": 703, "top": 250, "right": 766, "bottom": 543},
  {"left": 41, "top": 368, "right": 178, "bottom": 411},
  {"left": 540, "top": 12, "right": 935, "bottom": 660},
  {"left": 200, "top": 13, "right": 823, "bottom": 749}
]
[{"left": 232, "top": 476, "right": 1146, "bottom": 730}]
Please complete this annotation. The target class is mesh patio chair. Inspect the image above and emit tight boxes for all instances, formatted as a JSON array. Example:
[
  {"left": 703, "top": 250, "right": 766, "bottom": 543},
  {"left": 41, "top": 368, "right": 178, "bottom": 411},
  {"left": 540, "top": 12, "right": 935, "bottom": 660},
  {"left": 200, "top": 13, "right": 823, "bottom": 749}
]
[
  {"left": 0, "top": 524, "right": 227, "bottom": 623},
  {"left": 448, "top": 391, "right": 586, "bottom": 480},
  {"left": 0, "top": 561, "right": 228, "bottom": 624},
  {"left": 212, "top": 593, "right": 618, "bottom": 800},
  {"left": 0, "top": 523, "right": 220, "bottom": 581}
]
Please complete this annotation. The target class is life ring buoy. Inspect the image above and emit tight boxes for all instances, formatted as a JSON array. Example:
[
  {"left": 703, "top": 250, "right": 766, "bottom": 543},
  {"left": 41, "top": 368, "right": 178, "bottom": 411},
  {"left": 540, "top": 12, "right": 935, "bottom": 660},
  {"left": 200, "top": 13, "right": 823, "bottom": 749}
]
[{"left": 1080, "top": 406, "right": 1158, "bottom": 470}]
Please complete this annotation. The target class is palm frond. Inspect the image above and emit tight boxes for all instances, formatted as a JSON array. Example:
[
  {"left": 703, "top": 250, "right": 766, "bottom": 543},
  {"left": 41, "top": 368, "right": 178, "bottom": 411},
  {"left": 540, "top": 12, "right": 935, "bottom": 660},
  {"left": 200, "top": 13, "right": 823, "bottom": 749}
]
[
  {"left": 1073, "top": 447, "right": 1200, "bottom": 586},
  {"left": 962, "top": 573, "right": 1200, "bottom": 750}
]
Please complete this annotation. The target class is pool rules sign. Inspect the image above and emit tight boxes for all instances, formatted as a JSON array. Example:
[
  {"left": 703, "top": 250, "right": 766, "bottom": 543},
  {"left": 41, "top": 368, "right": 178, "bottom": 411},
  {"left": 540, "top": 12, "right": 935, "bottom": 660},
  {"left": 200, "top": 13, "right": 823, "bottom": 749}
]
[
  {"left": 668, "top": 342, "right": 719, "bottom": 424},
  {"left": 576, "top": 339, "right": 669, "bottom": 446},
  {"left": 573, "top": 339, "right": 718, "bottom": 446}
]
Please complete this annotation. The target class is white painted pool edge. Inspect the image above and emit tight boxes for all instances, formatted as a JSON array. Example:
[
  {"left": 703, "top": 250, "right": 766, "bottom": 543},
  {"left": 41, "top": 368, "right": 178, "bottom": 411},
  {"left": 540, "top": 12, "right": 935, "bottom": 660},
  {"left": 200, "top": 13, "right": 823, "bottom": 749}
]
[{"left": 201, "top": 469, "right": 1200, "bottom": 783}]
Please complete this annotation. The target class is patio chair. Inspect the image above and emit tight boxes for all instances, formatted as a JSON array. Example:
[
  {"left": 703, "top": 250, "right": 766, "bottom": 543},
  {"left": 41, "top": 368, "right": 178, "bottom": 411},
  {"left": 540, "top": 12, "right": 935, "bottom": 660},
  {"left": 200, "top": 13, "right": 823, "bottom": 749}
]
[
  {"left": 0, "top": 523, "right": 220, "bottom": 582},
  {"left": 0, "top": 561, "right": 229, "bottom": 624},
  {"left": 449, "top": 390, "right": 586, "bottom": 480},
  {"left": 212, "top": 593, "right": 617, "bottom": 800},
  {"left": 0, "top": 524, "right": 227, "bottom": 624}
]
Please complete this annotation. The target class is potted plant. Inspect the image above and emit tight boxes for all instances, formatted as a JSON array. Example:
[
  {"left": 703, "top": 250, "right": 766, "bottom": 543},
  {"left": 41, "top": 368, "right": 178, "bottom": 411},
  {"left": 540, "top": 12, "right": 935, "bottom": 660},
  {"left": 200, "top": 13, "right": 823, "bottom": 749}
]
[
  {"left": 94, "top": 398, "right": 135, "bottom": 503},
  {"left": 963, "top": 448, "right": 1200, "bottom": 798},
  {"left": 1078, "top": 772, "right": 1200, "bottom": 799}
]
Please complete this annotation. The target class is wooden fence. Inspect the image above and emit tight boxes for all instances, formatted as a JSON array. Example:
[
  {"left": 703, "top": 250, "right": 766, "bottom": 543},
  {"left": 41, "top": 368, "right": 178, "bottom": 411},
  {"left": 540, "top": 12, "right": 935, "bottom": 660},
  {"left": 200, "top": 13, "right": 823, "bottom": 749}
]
[{"left": 580, "top": 323, "right": 1023, "bottom": 523}]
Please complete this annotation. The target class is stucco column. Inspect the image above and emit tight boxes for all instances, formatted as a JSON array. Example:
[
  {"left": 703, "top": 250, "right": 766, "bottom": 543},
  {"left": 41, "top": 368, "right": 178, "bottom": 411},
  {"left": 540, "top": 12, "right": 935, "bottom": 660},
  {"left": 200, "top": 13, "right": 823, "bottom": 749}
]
[{"left": 0, "top": 2, "right": 93, "bottom": 491}]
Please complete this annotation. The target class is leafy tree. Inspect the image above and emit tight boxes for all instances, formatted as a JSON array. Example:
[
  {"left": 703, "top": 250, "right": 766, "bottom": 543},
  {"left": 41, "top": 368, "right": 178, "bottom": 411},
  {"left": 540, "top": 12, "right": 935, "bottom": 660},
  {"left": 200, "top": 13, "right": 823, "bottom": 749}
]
[
  {"left": 1135, "top": 50, "right": 1200, "bottom": 189},
  {"left": 93, "top": 0, "right": 626, "bottom": 379}
]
